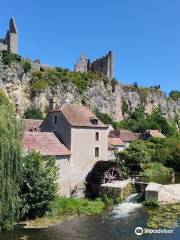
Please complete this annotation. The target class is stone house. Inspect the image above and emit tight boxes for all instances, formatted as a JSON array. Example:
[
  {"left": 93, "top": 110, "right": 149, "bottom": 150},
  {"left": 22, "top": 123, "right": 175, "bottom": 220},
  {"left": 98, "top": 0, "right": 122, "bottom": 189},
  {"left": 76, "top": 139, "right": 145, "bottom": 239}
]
[
  {"left": 23, "top": 104, "right": 109, "bottom": 197},
  {"left": 108, "top": 131, "right": 126, "bottom": 160}
]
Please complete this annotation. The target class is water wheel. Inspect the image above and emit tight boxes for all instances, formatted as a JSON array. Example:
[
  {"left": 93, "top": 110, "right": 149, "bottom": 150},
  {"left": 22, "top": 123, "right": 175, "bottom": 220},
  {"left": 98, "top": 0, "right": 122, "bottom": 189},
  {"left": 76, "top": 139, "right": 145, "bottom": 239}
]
[
  {"left": 102, "top": 167, "right": 121, "bottom": 184},
  {"left": 85, "top": 161, "right": 125, "bottom": 197}
]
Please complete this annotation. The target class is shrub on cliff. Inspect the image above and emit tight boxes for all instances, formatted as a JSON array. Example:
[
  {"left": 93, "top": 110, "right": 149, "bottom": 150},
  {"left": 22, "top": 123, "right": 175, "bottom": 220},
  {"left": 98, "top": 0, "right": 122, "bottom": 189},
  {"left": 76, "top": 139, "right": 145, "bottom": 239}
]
[
  {"left": 24, "top": 107, "right": 44, "bottom": 120},
  {"left": 1, "top": 50, "right": 21, "bottom": 65},
  {"left": 30, "top": 68, "right": 104, "bottom": 97},
  {"left": 169, "top": 90, "right": 180, "bottom": 101},
  {"left": 21, "top": 60, "right": 31, "bottom": 73}
]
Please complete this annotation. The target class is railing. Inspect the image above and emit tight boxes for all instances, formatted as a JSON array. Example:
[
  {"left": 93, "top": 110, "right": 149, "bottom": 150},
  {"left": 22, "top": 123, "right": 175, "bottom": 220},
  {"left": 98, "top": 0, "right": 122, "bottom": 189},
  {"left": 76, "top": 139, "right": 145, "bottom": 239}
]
[{"left": 130, "top": 175, "right": 149, "bottom": 184}]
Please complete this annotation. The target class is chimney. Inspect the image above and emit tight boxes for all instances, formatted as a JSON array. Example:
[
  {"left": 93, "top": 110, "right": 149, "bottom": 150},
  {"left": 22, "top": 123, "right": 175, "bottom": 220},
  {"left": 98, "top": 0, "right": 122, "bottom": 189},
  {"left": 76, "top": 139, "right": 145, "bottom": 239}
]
[{"left": 49, "top": 97, "right": 57, "bottom": 111}]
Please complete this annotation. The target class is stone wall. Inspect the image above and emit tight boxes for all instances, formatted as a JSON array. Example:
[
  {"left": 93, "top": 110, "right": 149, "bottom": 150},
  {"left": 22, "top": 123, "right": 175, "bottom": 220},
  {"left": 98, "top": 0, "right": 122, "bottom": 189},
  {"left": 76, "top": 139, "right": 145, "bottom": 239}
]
[{"left": 91, "top": 51, "right": 114, "bottom": 79}]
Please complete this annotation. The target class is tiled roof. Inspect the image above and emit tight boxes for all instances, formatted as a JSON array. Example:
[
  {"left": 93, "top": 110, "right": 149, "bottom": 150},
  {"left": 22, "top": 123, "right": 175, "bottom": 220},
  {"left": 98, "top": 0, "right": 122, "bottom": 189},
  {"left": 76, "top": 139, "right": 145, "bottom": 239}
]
[
  {"left": 108, "top": 137, "right": 125, "bottom": 149},
  {"left": 24, "top": 119, "right": 43, "bottom": 132},
  {"left": 149, "top": 130, "right": 166, "bottom": 138},
  {"left": 23, "top": 132, "right": 71, "bottom": 156},
  {"left": 119, "top": 130, "right": 138, "bottom": 142},
  {"left": 59, "top": 104, "right": 108, "bottom": 128}
]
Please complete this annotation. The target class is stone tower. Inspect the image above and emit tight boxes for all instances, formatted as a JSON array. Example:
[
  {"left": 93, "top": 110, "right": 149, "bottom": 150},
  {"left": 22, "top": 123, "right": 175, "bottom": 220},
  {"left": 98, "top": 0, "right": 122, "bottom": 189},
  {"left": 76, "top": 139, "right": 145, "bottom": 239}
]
[
  {"left": 0, "top": 17, "right": 18, "bottom": 54},
  {"left": 74, "top": 55, "right": 89, "bottom": 73}
]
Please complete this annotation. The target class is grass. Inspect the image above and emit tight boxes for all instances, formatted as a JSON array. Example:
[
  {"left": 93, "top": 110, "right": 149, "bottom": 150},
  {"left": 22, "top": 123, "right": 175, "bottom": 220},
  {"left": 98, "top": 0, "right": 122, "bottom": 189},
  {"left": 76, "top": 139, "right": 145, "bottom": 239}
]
[
  {"left": 46, "top": 196, "right": 106, "bottom": 217},
  {"left": 23, "top": 196, "right": 123, "bottom": 228}
]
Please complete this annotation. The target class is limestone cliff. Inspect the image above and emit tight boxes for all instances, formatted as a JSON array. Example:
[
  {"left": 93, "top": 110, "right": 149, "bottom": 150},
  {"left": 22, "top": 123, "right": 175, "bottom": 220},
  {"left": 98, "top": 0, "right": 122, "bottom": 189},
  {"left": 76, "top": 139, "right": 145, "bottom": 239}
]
[{"left": 0, "top": 56, "right": 179, "bottom": 120}]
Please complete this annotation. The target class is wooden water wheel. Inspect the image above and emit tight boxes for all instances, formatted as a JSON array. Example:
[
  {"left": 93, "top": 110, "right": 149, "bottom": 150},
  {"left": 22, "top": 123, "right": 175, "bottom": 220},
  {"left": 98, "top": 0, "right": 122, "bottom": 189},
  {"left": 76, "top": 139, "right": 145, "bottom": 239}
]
[
  {"left": 102, "top": 167, "right": 121, "bottom": 184},
  {"left": 85, "top": 161, "right": 125, "bottom": 197}
]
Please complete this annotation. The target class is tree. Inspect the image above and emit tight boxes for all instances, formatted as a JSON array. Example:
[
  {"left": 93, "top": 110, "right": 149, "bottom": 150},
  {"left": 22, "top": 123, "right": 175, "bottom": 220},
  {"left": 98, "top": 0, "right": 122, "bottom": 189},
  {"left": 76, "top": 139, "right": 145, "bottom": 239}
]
[
  {"left": 24, "top": 107, "right": 44, "bottom": 120},
  {"left": 116, "top": 140, "right": 151, "bottom": 172},
  {"left": 94, "top": 110, "right": 113, "bottom": 125},
  {"left": 0, "top": 94, "right": 22, "bottom": 230},
  {"left": 20, "top": 151, "right": 58, "bottom": 219}
]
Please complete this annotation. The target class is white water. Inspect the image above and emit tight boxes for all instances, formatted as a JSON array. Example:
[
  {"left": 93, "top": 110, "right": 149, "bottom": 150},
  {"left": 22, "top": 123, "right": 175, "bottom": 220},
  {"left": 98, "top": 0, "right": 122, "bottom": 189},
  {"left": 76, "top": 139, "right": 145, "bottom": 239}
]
[{"left": 111, "top": 193, "right": 142, "bottom": 219}]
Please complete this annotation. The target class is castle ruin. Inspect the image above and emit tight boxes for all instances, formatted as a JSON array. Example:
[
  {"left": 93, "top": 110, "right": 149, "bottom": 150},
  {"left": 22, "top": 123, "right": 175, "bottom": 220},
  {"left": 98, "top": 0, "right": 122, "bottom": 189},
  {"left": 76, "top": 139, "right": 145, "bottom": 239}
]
[
  {"left": 74, "top": 51, "right": 114, "bottom": 79},
  {"left": 0, "top": 17, "right": 18, "bottom": 54}
]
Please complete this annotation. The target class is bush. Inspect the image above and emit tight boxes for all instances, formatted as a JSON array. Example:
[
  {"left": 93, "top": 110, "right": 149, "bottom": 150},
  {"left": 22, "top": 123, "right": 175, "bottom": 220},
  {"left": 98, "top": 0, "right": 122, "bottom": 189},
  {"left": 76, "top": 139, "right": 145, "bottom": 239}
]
[
  {"left": 95, "top": 110, "right": 113, "bottom": 124},
  {"left": 21, "top": 60, "right": 31, "bottom": 73},
  {"left": 24, "top": 107, "right": 44, "bottom": 119},
  {"left": 31, "top": 80, "right": 49, "bottom": 96},
  {"left": 20, "top": 151, "right": 58, "bottom": 219},
  {"left": 144, "top": 199, "right": 159, "bottom": 207},
  {"left": 1, "top": 50, "right": 21, "bottom": 65},
  {"left": 141, "top": 162, "right": 171, "bottom": 179},
  {"left": 169, "top": 90, "right": 180, "bottom": 101}
]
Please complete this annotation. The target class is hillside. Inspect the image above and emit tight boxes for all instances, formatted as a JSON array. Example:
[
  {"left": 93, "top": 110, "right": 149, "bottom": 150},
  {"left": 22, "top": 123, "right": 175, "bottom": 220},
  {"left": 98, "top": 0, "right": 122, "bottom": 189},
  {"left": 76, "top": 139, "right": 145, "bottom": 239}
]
[{"left": 0, "top": 52, "right": 179, "bottom": 121}]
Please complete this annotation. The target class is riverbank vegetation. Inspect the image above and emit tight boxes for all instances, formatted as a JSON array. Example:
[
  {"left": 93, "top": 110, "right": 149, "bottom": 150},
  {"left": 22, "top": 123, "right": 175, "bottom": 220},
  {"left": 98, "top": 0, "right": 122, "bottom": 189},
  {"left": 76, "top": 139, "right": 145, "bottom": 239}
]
[
  {"left": 116, "top": 136, "right": 180, "bottom": 179},
  {"left": 0, "top": 91, "right": 22, "bottom": 231}
]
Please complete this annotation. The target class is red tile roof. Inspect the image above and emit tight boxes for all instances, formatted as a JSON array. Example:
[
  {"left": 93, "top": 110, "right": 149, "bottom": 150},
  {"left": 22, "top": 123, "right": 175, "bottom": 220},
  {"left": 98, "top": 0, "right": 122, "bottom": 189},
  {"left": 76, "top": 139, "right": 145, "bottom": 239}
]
[
  {"left": 149, "top": 130, "right": 166, "bottom": 138},
  {"left": 108, "top": 137, "right": 125, "bottom": 146},
  {"left": 119, "top": 130, "right": 138, "bottom": 142},
  {"left": 24, "top": 119, "right": 43, "bottom": 132},
  {"left": 60, "top": 104, "right": 108, "bottom": 128},
  {"left": 23, "top": 132, "right": 71, "bottom": 156}
]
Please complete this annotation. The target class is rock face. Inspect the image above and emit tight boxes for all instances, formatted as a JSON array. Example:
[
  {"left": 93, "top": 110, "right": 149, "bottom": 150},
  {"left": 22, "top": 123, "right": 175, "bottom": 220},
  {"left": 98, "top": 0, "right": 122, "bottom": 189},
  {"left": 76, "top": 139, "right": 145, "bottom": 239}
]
[{"left": 0, "top": 57, "right": 179, "bottom": 120}]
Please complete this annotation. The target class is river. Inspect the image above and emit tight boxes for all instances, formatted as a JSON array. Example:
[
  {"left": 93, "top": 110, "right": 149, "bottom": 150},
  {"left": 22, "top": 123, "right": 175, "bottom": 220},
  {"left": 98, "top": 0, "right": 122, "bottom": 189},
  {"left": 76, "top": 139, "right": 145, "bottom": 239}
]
[{"left": 1, "top": 193, "right": 180, "bottom": 240}]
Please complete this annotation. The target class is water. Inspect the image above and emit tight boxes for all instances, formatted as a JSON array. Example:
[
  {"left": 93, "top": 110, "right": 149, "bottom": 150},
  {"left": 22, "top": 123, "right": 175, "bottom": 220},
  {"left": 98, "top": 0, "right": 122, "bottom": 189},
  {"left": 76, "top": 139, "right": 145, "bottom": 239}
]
[
  {"left": 111, "top": 193, "right": 142, "bottom": 219},
  {"left": 1, "top": 193, "right": 180, "bottom": 240}
]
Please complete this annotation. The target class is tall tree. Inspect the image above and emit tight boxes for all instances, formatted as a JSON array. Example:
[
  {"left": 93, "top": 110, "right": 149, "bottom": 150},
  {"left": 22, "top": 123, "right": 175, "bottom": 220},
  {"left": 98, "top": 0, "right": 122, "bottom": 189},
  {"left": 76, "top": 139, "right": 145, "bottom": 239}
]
[{"left": 0, "top": 92, "right": 22, "bottom": 230}]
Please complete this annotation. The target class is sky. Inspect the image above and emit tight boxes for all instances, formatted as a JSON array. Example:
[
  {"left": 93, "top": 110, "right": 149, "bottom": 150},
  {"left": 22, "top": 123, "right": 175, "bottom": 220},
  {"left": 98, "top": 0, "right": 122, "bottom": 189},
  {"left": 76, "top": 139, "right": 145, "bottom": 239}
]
[{"left": 1, "top": 0, "right": 180, "bottom": 93}]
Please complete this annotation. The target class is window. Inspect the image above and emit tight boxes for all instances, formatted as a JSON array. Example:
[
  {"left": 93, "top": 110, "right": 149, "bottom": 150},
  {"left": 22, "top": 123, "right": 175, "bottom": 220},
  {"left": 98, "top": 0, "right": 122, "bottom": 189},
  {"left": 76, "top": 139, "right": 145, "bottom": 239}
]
[
  {"left": 95, "top": 132, "right": 99, "bottom": 141},
  {"left": 90, "top": 117, "right": 98, "bottom": 125},
  {"left": 95, "top": 147, "right": 99, "bottom": 157},
  {"left": 54, "top": 115, "right": 58, "bottom": 125}
]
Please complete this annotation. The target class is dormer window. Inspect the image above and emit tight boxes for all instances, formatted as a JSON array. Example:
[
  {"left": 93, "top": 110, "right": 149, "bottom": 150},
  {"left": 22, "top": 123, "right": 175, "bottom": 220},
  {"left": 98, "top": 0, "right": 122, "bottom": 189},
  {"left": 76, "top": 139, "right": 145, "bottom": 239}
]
[
  {"left": 90, "top": 117, "right": 98, "bottom": 125},
  {"left": 54, "top": 115, "right": 58, "bottom": 125}
]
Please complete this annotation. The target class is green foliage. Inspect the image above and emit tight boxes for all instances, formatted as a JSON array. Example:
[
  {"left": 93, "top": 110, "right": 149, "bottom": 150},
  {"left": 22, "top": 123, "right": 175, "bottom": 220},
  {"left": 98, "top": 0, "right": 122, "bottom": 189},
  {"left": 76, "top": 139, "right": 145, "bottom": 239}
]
[
  {"left": 0, "top": 90, "right": 11, "bottom": 107},
  {"left": 46, "top": 196, "right": 105, "bottom": 217},
  {"left": 116, "top": 135, "right": 180, "bottom": 174},
  {"left": 1, "top": 50, "right": 21, "bottom": 65},
  {"left": 30, "top": 68, "right": 102, "bottom": 96},
  {"left": 121, "top": 100, "right": 129, "bottom": 116},
  {"left": 0, "top": 101, "right": 22, "bottom": 230},
  {"left": 94, "top": 109, "right": 113, "bottom": 124},
  {"left": 116, "top": 140, "right": 151, "bottom": 171},
  {"left": 144, "top": 199, "right": 159, "bottom": 207},
  {"left": 115, "top": 107, "right": 176, "bottom": 136},
  {"left": 169, "top": 90, "right": 180, "bottom": 101},
  {"left": 141, "top": 162, "right": 171, "bottom": 179},
  {"left": 24, "top": 107, "right": 44, "bottom": 119},
  {"left": 21, "top": 60, "right": 31, "bottom": 73},
  {"left": 20, "top": 151, "right": 58, "bottom": 219}
]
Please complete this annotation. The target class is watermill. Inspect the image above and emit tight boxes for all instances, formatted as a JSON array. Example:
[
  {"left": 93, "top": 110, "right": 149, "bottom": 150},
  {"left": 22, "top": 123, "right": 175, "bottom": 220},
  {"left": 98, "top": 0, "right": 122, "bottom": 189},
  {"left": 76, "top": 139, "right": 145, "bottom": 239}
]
[{"left": 85, "top": 161, "right": 125, "bottom": 197}]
